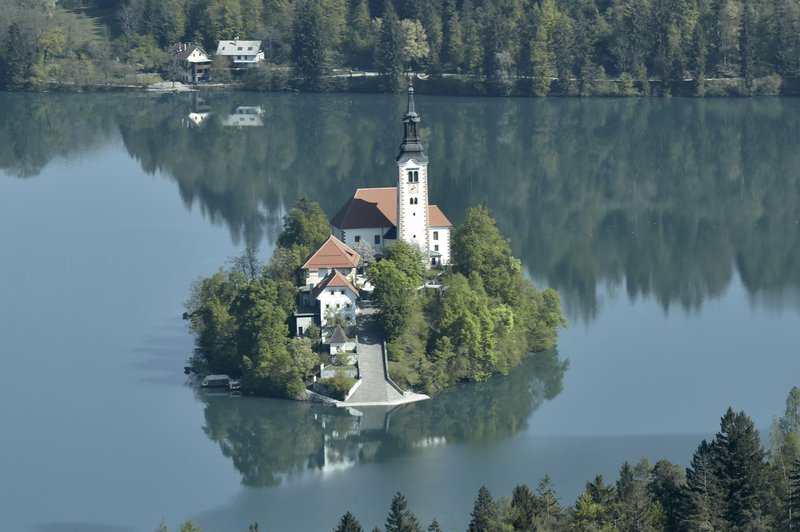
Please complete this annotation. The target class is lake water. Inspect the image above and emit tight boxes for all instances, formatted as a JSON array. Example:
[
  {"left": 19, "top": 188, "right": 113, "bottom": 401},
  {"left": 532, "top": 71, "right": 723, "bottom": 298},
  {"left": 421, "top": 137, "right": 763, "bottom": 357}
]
[{"left": 1, "top": 92, "right": 798, "bottom": 531}]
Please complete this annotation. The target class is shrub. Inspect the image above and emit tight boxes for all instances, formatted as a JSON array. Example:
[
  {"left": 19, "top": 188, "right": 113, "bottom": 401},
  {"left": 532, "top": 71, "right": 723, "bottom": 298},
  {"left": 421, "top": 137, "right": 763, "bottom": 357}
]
[{"left": 317, "top": 374, "right": 356, "bottom": 400}]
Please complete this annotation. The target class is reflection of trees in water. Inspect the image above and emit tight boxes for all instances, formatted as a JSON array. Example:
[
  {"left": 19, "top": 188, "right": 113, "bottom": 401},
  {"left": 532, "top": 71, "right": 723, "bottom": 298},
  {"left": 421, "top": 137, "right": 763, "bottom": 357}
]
[
  {"left": 199, "top": 350, "right": 567, "bottom": 487},
  {"left": 3, "top": 93, "right": 799, "bottom": 316},
  {"left": 0, "top": 93, "right": 118, "bottom": 178}
]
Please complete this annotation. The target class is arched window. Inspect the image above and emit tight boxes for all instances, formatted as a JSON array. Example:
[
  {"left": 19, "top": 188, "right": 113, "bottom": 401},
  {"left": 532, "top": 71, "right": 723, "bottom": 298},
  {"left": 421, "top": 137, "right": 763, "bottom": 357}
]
[
  {"left": 407, "top": 170, "right": 419, "bottom": 183},
  {"left": 409, "top": 197, "right": 418, "bottom": 205}
]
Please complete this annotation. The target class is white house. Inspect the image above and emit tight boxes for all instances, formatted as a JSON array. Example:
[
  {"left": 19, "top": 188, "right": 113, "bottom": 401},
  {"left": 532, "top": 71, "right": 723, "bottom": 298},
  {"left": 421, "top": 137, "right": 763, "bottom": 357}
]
[
  {"left": 215, "top": 39, "right": 264, "bottom": 69},
  {"left": 168, "top": 43, "right": 211, "bottom": 83},
  {"left": 330, "top": 83, "right": 452, "bottom": 266},
  {"left": 308, "top": 270, "right": 359, "bottom": 327}
]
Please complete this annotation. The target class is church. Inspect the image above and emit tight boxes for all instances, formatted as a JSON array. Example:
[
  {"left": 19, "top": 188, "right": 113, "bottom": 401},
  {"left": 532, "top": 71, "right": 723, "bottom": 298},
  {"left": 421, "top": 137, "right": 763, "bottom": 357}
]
[{"left": 330, "top": 84, "right": 452, "bottom": 267}]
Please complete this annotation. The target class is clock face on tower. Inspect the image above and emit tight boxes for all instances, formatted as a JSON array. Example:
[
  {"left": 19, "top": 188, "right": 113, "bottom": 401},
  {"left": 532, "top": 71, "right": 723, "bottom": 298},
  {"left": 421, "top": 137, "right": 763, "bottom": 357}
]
[{"left": 410, "top": 184, "right": 418, "bottom": 193}]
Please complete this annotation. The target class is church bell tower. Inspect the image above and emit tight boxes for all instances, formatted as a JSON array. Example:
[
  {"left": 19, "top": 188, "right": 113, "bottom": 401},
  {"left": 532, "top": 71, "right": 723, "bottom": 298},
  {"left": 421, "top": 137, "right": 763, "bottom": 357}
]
[{"left": 396, "top": 81, "right": 430, "bottom": 255}]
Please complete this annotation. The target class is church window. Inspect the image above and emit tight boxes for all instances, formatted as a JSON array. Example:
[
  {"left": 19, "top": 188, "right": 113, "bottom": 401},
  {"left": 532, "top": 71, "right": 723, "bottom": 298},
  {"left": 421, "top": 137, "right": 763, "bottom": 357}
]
[
  {"left": 374, "top": 235, "right": 380, "bottom": 245},
  {"left": 434, "top": 245, "right": 439, "bottom": 251},
  {"left": 354, "top": 235, "right": 361, "bottom": 243},
  {"left": 407, "top": 170, "right": 419, "bottom": 183},
  {"left": 410, "top": 197, "right": 418, "bottom": 205},
  {"left": 433, "top": 231, "right": 439, "bottom": 240}
]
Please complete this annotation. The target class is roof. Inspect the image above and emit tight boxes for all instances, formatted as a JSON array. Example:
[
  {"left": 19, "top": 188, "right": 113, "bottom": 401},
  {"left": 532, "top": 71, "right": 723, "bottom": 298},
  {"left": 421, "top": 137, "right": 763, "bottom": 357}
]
[
  {"left": 331, "top": 187, "right": 452, "bottom": 230},
  {"left": 331, "top": 187, "right": 397, "bottom": 229},
  {"left": 303, "top": 235, "right": 361, "bottom": 270},
  {"left": 428, "top": 205, "right": 452, "bottom": 227},
  {"left": 313, "top": 270, "right": 360, "bottom": 299},
  {"left": 216, "top": 40, "right": 262, "bottom": 56},
  {"left": 169, "top": 43, "right": 210, "bottom": 62},
  {"left": 330, "top": 325, "right": 350, "bottom": 344}
]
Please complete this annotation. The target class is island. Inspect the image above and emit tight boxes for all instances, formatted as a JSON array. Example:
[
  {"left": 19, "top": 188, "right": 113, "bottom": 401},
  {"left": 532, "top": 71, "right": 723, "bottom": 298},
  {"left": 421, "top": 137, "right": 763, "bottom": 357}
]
[{"left": 183, "top": 83, "right": 566, "bottom": 401}]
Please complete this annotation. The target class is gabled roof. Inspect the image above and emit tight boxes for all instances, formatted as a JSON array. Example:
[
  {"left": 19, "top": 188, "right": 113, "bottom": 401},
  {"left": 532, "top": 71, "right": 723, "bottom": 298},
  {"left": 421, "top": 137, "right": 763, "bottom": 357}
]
[
  {"left": 331, "top": 187, "right": 397, "bottom": 229},
  {"left": 169, "top": 43, "right": 210, "bottom": 62},
  {"left": 216, "top": 40, "right": 262, "bottom": 56},
  {"left": 330, "top": 325, "right": 350, "bottom": 344},
  {"left": 428, "top": 205, "right": 452, "bottom": 227},
  {"left": 303, "top": 235, "right": 361, "bottom": 270},
  {"left": 313, "top": 270, "right": 360, "bottom": 299},
  {"left": 330, "top": 186, "right": 452, "bottom": 231}
]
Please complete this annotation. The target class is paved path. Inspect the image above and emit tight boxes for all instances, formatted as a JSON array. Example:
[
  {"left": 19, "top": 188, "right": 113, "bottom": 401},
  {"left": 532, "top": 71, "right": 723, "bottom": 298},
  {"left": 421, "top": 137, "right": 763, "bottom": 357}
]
[{"left": 342, "top": 302, "right": 428, "bottom": 407}]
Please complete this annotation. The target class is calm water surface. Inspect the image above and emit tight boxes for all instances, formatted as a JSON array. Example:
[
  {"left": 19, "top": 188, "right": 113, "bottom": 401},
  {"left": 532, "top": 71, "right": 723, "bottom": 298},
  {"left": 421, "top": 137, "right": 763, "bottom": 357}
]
[{"left": 0, "top": 93, "right": 798, "bottom": 531}]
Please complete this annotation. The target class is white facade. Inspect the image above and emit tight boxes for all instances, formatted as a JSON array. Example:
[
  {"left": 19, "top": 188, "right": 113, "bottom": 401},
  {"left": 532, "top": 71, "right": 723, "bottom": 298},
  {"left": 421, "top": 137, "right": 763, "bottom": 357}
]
[
  {"left": 317, "top": 287, "right": 357, "bottom": 325},
  {"left": 333, "top": 226, "right": 392, "bottom": 255},
  {"left": 429, "top": 226, "right": 450, "bottom": 266},
  {"left": 305, "top": 267, "right": 356, "bottom": 287},
  {"left": 397, "top": 158, "right": 430, "bottom": 255}
]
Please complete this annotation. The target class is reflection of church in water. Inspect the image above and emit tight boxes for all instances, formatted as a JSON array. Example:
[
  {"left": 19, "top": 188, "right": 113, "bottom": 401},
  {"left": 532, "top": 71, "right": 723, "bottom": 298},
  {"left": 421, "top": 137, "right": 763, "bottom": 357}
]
[{"left": 315, "top": 406, "right": 446, "bottom": 475}]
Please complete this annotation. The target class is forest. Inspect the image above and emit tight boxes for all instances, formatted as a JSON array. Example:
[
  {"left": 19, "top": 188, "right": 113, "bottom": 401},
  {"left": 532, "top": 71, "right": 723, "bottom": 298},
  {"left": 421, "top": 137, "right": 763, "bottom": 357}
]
[{"left": 1, "top": 0, "right": 800, "bottom": 94}]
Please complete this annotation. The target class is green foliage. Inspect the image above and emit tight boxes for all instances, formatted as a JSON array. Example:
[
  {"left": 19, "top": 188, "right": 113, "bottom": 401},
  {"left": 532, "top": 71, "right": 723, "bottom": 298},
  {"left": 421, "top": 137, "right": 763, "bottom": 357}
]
[
  {"left": 184, "top": 245, "right": 320, "bottom": 399},
  {"left": 468, "top": 485, "right": 502, "bottom": 532},
  {"left": 317, "top": 374, "right": 356, "bottom": 400},
  {"left": 453, "top": 205, "right": 521, "bottom": 305},
  {"left": 4, "top": 0, "right": 800, "bottom": 94},
  {"left": 375, "top": 2, "right": 405, "bottom": 92},
  {"left": 291, "top": 0, "right": 330, "bottom": 91},
  {"left": 334, "top": 511, "right": 364, "bottom": 532},
  {"left": 385, "top": 492, "right": 423, "bottom": 532},
  {"left": 368, "top": 258, "right": 417, "bottom": 340},
  {"left": 277, "top": 196, "right": 331, "bottom": 251}
]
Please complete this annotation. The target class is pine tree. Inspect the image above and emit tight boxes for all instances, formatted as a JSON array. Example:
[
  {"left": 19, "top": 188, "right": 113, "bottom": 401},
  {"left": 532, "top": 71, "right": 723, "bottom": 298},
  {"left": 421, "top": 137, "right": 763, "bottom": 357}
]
[
  {"left": 684, "top": 439, "right": 724, "bottom": 530},
  {"left": 508, "top": 484, "right": 535, "bottom": 530},
  {"left": 426, "top": 519, "right": 442, "bottom": 532},
  {"left": 534, "top": 475, "right": 562, "bottom": 529},
  {"left": 714, "top": 408, "right": 770, "bottom": 528},
  {"left": 291, "top": 0, "right": 330, "bottom": 90},
  {"left": 468, "top": 485, "right": 499, "bottom": 532},
  {"left": 375, "top": 1, "right": 405, "bottom": 92},
  {"left": 739, "top": 2, "right": 756, "bottom": 93},
  {"left": 441, "top": 0, "right": 463, "bottom": 68},
  {"left": 335, "top": 511, "right": 364, "bottom": 532},
  {"left": 385, "top": 492, "right": 422, "bottom": 532},
  {"left": 790, "top": 458, "right": 800, "bottom": 530}
]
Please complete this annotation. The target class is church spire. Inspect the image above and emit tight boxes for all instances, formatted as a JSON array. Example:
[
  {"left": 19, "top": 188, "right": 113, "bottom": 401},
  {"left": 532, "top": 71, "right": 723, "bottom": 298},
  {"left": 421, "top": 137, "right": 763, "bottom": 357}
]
[{"left": 397, "top": 79, "right": 428, "bottom": 163}]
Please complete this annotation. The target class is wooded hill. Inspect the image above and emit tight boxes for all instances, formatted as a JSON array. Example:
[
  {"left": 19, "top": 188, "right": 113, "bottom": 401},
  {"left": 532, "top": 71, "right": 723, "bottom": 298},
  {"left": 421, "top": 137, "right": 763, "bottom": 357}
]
[{"left": 2, "top": 0, "right": 800, "bottom": 94}]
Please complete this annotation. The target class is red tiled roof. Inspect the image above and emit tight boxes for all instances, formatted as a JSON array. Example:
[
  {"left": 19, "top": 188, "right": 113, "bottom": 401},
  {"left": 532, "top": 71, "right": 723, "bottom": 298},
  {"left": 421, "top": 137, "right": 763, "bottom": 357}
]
[
  {"left": 331, "top": 188, "right": 397, "bottom": 229},
  {"left": 428, "top": 205, "right": 452, "bottom": 227},
  {"left": 313, "top": 270, "right": 360, "bottom": 299},
  {"left": 331, "top": 187, "right": 452, "bottom": 230},
  {"left": 302, "top": 235, "right": 361, "bottom": 270}
]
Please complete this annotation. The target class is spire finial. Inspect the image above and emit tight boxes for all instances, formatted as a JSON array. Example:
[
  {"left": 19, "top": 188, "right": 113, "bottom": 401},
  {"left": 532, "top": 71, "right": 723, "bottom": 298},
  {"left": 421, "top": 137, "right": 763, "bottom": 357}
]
[{"left": 405, "top": 75, "right": 417, "bottom": 118}]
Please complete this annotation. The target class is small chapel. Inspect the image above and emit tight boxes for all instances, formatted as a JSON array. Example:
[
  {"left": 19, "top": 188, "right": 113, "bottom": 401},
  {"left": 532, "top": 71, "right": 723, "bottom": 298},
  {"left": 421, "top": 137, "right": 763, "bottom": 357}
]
[{"left": 330, "top": 83, "right": 452, "bottom": 267}]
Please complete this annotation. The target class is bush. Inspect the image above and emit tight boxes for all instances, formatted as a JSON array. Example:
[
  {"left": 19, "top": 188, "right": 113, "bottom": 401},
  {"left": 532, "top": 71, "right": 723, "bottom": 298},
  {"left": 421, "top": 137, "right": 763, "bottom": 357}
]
[{"left": 317, "top": 374, "right": 356, "bottom": 400}]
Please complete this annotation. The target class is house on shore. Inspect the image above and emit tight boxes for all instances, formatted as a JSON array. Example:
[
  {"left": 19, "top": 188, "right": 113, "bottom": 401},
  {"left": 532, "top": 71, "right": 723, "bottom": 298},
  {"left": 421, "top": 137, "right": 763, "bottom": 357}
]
[
  {"left": 168, "top": 43, "right": 211, "bottom": 83},
  {"left": 215, "top": 39, "right": 264, "bottom": 69},
  {"left": 330, "top": 83, "right": 452, "bottom": 266}
]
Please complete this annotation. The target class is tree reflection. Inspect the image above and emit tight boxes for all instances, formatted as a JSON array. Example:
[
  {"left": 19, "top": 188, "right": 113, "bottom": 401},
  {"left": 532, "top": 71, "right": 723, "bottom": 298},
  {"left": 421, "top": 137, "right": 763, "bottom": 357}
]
[
  {"left": 2, "top": 93, "right": 799, "bottom": 316},
  {"left": 198, "top": 350, "right": 567, "bottom": 487}
]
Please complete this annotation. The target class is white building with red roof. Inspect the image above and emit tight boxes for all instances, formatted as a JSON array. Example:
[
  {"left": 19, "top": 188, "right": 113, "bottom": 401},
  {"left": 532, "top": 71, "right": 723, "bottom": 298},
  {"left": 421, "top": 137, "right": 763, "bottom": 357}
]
[
  {"left": 291, "top": 237, "right": 362, "bottom": 338},
  {"left": 330, "top": 83, "right": 452, "bottom": 267},
  {"left": 301, "top": 235, "right": 361, "bottom": 286}
]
